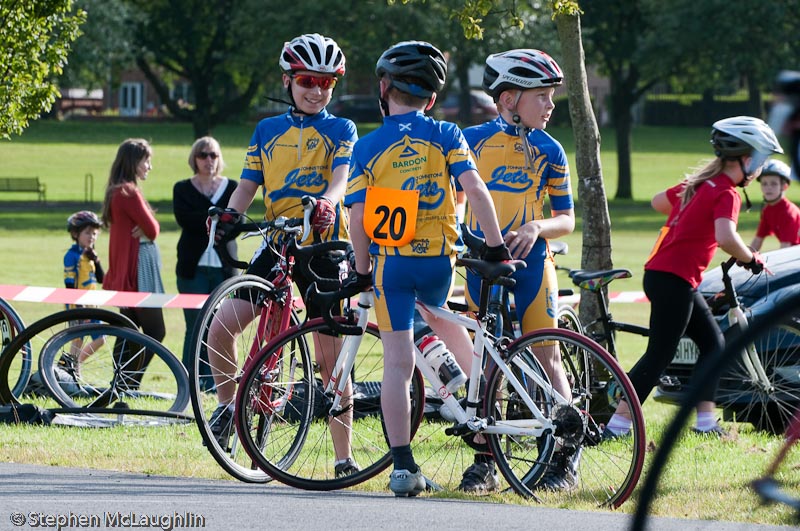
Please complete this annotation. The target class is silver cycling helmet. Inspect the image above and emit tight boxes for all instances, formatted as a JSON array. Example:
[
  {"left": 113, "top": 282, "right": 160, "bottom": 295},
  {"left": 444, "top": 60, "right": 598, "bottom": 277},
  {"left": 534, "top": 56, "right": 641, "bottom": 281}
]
[
  {"left": 711, "top": 116, "right": 783, "bottom": 175},
  {"left": 482, "top": 49, "right": 563, "bottom": 101},
  {"left": 67, "top": 210, "right": 101, "bottom": 233},
  {"left": 757, "top": 158, "right": 792, "bottom": 183},
  {"left": 279, "top": 33, "right": 346, "bottom": 76}
]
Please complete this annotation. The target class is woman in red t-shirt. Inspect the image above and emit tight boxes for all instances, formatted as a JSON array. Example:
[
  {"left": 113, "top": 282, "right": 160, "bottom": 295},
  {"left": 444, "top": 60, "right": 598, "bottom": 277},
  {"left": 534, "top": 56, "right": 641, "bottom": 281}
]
[
  {"left": 604, "top": 116, "right": 783, "bottom": 438},
  {"left": 101, "top": 138, "right": 166, "bottom": 388}
]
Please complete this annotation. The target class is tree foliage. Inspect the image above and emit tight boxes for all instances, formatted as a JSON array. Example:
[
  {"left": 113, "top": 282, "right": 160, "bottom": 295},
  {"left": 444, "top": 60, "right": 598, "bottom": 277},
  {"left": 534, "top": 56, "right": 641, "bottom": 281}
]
[{"left": 0, "top": 0, "right": 85, "bottom": 138}]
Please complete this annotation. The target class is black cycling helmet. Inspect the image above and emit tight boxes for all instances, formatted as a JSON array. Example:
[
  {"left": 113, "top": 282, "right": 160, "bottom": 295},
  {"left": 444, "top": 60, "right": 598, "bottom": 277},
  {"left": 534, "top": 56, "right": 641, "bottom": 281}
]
[
  {"left": 375, "top": 41, "right": 447, "bottom": 98},
  {"left": 757, "top": 158, "right": 792, "bottom": 184},
  {"left": 482, "top": 49, "right": 563, "bottom": 101},
  {"left": 67, "top": 211, "right": 101, "bottom": 233}
]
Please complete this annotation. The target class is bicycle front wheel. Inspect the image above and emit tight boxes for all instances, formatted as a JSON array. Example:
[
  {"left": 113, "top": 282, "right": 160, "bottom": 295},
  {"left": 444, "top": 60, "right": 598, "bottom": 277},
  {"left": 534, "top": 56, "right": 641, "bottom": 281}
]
[
  {"left": 189, "top": 274, "right": 298, "bottom": 483},
  {"left": 716, "top": 320, "right": 800, "bottom": 435},
  {"left": 236, "top": 317, "right": 425, "bottom": 491},
  {"left": 38, "top": 324, "right": 190, "bottom": 424},
  {"left": 489, "top": 328, "right": 646, "bottom": 508}
]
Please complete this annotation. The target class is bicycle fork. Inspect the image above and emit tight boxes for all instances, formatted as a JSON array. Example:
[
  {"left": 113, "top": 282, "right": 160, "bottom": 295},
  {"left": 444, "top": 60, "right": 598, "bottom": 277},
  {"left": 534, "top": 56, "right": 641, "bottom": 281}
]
[{"left": 729, "top": 306, "right": 774, "bottom": 393}]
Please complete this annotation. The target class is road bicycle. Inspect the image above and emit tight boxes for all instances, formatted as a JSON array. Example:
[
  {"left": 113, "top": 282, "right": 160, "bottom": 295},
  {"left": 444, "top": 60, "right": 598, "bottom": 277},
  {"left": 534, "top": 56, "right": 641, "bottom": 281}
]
[
  {"left": 189, "top": 197, "right": 354, "bottom": 483},
  {"left": 631, "top": 288, "right": 800, "bottom": 529},
  {"left": 237, "top": 232, "right": 647, "bottom": 507},
  {"left": 0, "top": 296, "right": 28, "bottom": 399},
  {"left": 562, "top": 254, "right": 800, "bottom": 435}
]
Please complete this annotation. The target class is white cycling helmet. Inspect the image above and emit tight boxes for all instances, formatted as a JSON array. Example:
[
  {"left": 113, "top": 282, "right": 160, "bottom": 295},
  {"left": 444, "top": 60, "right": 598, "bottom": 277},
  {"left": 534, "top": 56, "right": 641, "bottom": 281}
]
[
  {"left": 482, "top": 49, "right": 563, "bottom": 101},
  {"left": 279, "top": 33, "right": 346, "bottom": 76},
  {"left": 711, "top": 116, "right": 783, "bottom": 175}
]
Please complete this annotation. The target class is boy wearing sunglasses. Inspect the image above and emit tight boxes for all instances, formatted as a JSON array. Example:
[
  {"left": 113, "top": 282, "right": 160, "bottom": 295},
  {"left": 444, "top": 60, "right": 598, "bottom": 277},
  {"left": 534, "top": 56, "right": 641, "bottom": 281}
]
[{"left": 205, "top": 34, "right": 360, "bottom": 477}]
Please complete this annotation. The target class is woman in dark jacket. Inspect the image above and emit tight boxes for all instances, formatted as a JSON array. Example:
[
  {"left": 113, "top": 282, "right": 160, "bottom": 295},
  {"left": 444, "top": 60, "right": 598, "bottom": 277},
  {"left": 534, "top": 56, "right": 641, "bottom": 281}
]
[{"left": 173, "top": 136, "right": 237, "bottom": 389}]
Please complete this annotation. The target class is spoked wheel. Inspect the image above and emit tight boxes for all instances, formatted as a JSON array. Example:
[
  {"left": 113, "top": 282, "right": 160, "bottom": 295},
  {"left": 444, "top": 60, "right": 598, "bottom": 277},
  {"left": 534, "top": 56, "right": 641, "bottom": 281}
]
[
  {"left": 188, "top": 274, "right": 298, "bottom": 483},
  {"left": 557, "top": 304, "right": 584, "bottom": 334},
  {"left": 716, "top": 321, "right": 800, "bottom": 435},
  {"left": 235, "top": 317, "right": 425, "bottom": 490},
  {"left": 0, "top": 308, "right": 137, "bottom": 404},
  {"left": 0, "top": 297, "right": 27, "bottom": 401},
  {"left": 489, "top": 328, "right": 646, "bottom": 508},
  {"left": 38, "top": 324, "right": 190, "bottom": 426}
]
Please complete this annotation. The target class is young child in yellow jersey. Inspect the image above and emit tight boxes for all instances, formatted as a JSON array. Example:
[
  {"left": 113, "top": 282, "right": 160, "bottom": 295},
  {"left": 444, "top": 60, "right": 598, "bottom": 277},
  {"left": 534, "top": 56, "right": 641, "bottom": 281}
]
[{"left": 63, "top": 211, "right": 106, "bottom": 372}]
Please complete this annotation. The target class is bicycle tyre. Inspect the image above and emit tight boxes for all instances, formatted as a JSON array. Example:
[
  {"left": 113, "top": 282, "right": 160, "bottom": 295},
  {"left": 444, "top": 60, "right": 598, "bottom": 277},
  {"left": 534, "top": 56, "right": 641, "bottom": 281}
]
[
  {"left": 236, "top": 317, "right": 426, "bottom": 491},
  {"left": 188, "top": 274, "right": 300, "bottom": 483},
  {"left": 38, "top": 324, "right": 190, "bottom": 418},
  {"left": 0, "top": 308, "right": 136, "bottom": 404},
  {"left": 0, "top": 297, "right": 28, "bottom": 400},
  {"left": 489, "top": 328, "right": 646, "bottom": 508},
  {"left": 715, "top": 320, "right": 800, "bottom": 435},
  {"left": 557, "top": 304, "right": 584, "bottom": 335},
  {"left": 631, "top": 291, "right": 800, "bottom": 530}
]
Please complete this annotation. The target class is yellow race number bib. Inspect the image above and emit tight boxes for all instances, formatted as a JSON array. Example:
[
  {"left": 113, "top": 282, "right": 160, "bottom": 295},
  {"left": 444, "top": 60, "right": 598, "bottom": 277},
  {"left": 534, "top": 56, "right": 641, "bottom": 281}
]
[{"left": 363, "top": 186, "right": 419, "bottom": 246}]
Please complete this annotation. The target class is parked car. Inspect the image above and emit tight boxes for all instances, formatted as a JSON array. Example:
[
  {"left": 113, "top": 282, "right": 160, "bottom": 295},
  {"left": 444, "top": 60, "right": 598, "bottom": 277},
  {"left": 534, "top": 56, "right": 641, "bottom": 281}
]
[
  {"left": 435, "top": 89, "right": 498, "bottom": 125},
  {"left": 329, "top": 95, "right": 382, "bottom": 124}
]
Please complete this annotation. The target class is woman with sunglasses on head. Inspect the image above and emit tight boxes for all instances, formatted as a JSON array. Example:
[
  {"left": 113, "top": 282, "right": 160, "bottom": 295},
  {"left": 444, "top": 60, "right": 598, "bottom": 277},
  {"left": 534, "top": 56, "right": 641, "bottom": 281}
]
[
  {"left": 173, "top": 136, "right": 238, "bottom": 388},
  {"left": 204, "top": 34, "right": 361, "bottom": 476}
]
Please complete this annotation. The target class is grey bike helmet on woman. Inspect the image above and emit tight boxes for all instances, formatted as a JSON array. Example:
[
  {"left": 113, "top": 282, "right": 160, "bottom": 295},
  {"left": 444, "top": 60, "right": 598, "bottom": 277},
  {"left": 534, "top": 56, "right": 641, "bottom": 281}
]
[
  {"left": 279, "top": 33, "right": 345, "bottom": 112},
  {"left": 375, "top": 41, "right": 447, "bottom": 115},
  {"left": 481, "top": 49, "right": 563, "bottom": 101},
  {"left": 710, "top": 116, "right": 783, "bottom": 179}
]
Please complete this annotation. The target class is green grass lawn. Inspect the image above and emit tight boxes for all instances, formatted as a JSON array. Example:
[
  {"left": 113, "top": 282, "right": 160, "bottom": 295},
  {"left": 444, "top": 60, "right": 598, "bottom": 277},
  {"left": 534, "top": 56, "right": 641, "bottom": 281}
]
[{"left": 0, "top": 120, "right": 799, "bottom": 525}]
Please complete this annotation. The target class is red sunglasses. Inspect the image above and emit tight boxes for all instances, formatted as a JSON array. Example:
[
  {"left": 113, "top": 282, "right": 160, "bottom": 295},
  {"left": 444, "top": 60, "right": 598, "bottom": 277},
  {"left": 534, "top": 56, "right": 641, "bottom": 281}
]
[{"left": 292, "top": 74, "right": 337, "bottom": 90}]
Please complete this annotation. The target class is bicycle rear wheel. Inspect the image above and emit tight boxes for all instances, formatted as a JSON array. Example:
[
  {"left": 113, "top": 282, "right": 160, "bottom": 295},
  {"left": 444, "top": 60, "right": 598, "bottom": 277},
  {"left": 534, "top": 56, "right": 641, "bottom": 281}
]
[
  {"left": 38, "top": 324, "right": 190, "bottom": 425},
  {"left": 188, "top": 274, "right": 299, "bottom": 483},
  {"left": 557, "top": 304, "right": 583, "bottom": 334},
  {"left": 488, "top": 328, "right": 646, "bottom": 508},
  {"left": 0, "top": 297, "right": 28, "bottom": 401},
  {"left": 236, "top": 317, "right": 425, "bottom": 490},
  {"left": 0, "top": 308, "right": 136, "bottom": 404},
  {"left": 716, "top": 321, "right": 800, "bottom": 435}
]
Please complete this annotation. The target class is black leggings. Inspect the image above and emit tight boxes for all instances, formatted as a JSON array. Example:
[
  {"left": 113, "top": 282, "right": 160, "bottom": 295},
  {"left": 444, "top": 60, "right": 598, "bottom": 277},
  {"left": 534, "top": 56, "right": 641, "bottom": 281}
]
[
  {"left": 627, "top": 270, "right": 724, "bottom": 405},
  {"left": 115, "top": 307, "right": 166, "bottom": 389}
]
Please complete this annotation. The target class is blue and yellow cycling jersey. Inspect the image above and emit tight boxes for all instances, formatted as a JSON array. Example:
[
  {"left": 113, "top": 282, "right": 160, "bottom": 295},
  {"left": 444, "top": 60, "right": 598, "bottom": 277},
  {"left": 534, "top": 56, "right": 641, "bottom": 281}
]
[
  {"left": 64, "top": 244, "right": 100, "bottom": 310},
  {"left": 462, "top": 115, "right": 573, "bottom": 260},
  {"left": 241, "top": 108, "right": 357, "bottom": 242},
  {"left": 344, "top": 111, "right": 476, "bottom": 257}
]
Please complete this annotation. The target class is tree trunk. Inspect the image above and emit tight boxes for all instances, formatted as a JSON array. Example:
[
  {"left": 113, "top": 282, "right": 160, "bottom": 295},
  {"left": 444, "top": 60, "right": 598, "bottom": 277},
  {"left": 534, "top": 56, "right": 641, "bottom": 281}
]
[
  {"left": 611, "top": 83, "right": 633, "bottom": 200},
  {"left": 554, "top": 10, "right": 613, "bottom": 332}
]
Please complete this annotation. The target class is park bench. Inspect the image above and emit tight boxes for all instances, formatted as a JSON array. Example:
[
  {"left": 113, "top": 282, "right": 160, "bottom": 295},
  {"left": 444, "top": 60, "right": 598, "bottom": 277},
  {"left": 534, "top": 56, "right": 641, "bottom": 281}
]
[{"left": 0, "top": 177, "right": 47, "bottom": 202}]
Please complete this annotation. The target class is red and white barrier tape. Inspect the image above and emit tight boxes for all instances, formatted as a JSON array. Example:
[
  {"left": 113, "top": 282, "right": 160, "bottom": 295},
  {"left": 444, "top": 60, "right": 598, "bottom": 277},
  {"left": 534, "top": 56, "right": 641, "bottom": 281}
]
[{"left": 0, "top": 284, "right": 648, "bottom": 310}]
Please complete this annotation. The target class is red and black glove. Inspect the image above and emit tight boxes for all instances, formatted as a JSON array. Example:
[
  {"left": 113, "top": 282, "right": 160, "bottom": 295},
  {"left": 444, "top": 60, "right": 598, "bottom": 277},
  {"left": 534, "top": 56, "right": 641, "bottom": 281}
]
[
  {"left": 738, "top": 251, "right": 765, "bottom": 274},
  {"left": 206, "top": 211, "right": 241, "bottom": 243},
  {"left": 482, "top": 243, "right": 512, "bottom": 262},
  {"left": 311, "top": 197, "right": 336, "bottom": 233}
]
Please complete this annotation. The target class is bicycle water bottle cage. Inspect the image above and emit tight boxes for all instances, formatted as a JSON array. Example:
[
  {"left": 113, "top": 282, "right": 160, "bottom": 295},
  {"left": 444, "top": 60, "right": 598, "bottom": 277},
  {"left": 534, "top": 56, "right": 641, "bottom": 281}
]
[{"left": 570, "top": 269, "right": 632, "bottom": 292}]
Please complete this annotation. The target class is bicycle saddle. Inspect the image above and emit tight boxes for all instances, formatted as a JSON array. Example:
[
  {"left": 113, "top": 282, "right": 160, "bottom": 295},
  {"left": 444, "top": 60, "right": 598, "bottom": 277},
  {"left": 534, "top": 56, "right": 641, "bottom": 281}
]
[{"left": 570, "top": 269, "right": 632, "bottom": 292}]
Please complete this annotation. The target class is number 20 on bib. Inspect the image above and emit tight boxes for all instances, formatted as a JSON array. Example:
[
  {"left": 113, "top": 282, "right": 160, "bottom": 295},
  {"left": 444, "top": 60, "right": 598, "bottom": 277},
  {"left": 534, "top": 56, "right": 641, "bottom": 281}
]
[{"left": 363, "top": 186, "right": 419, "bottom": 247}]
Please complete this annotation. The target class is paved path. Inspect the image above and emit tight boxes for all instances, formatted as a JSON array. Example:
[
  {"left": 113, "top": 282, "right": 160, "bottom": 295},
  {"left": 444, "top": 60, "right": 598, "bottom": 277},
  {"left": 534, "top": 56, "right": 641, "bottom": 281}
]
[{"left": 0, "top": 463, "right": 792, "bottom": 531}]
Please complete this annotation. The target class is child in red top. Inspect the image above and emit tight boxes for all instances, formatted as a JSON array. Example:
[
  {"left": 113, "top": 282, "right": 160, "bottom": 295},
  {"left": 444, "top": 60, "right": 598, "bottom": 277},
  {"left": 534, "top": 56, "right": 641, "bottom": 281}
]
[
  {"left": 604, "top": 116, "right": 782, "bottom": 439},
  {"left": 750, "top": 159, "right": 800, "bottom": 251}
]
